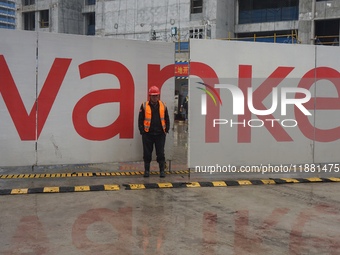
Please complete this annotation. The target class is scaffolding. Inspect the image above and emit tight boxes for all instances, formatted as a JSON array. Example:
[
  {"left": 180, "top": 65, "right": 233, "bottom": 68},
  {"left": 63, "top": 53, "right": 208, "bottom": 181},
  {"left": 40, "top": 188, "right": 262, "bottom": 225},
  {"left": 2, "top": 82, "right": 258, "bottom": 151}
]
[{"left": 223, "top": 30, "right": 301, "bottom": 44}]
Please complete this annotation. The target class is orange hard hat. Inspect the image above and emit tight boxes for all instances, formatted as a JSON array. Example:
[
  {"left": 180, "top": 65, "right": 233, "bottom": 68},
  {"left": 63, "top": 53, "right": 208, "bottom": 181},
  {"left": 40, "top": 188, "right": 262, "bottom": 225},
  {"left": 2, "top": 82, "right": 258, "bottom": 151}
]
[{"left": 149, "top": 86, "right": 160, "bottom": 95}]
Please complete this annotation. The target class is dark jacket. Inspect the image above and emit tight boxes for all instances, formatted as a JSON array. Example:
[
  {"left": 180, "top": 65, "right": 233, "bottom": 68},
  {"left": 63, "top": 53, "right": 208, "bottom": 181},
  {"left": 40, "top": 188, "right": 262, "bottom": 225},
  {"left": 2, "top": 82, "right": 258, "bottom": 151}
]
[{"left": 138, "top": 101, "right": 170, "bottom": 135}]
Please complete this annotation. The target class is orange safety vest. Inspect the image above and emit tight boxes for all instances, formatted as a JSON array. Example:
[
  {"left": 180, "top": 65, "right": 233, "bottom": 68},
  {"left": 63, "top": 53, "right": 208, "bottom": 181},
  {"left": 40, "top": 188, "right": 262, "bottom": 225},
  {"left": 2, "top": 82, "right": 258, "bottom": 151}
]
[{"left": 143, "top": 101, "right": 166, "bottom": 132}]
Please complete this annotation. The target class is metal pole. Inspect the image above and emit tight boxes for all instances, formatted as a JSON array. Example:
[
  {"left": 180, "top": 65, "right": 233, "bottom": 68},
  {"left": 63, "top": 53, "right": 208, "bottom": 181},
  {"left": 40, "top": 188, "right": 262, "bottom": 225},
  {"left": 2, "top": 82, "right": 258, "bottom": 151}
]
[{"left": 311, "top": 0, "right": 316, "bottom": 44}]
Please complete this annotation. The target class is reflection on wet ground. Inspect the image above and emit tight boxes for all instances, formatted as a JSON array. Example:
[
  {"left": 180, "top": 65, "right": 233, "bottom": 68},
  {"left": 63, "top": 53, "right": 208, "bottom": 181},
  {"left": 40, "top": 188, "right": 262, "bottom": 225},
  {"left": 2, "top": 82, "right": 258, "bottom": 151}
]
[
  {"left": 1, "top": 121, "right": 340, "bottom": 255},
  {"left": 172, "top": 120, "right": 188, "bottom": 164}
]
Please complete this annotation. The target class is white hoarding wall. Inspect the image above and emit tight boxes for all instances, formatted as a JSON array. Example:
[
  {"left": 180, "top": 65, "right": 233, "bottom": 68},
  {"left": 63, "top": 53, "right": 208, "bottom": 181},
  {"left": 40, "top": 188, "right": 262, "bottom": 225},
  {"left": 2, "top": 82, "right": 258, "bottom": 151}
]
[
  {"left": 0, "top": 29, "right": 174, "bottom": 167},
  {"left": 313, "top": 46, "right": 340, "bottom": 163},
  {"left": 0, "top": 30, "right": 37, "bottom": 166},
  {"left": 189, "top": 39, "right": 340, "bottom": 168}
]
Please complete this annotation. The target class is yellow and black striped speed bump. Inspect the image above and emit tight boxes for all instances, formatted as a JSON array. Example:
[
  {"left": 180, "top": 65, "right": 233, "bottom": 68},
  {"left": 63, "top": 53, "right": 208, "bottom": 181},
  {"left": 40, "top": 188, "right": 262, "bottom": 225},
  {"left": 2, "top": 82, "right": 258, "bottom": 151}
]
[
  {"left": 123, "top": 177, "right": 340, "bottom": 190},
  {"left": 0, "top": 184, "right": 120, "bottom": 195},
  {"left": 0, "top": 170, "right": 190, "bottom": 179},
  {"left": 1, "top": 177, "right": 340, "bottom": 195}
]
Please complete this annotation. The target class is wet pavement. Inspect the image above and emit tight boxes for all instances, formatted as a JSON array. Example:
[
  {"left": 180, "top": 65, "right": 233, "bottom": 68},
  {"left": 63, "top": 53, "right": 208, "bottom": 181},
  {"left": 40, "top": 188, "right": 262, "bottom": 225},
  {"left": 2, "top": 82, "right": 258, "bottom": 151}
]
[
  {"left": 0, "top": 121, "right": 190, "bottom": 192},
  {"left": 1, "top": 121, "right": 340, "bottom": 254}
]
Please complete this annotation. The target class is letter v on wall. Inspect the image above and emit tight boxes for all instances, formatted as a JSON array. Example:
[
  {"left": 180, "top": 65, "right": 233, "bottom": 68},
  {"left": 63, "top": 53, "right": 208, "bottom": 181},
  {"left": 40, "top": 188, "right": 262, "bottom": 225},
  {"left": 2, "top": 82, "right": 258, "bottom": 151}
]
[{"left": 0, "top": 55, "right": 71, "bottom": 141}]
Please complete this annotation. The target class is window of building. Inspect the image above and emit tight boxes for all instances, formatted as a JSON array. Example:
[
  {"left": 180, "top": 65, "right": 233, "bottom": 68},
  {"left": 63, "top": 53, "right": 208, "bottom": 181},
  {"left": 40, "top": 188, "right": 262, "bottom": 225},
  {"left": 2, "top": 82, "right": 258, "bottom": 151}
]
[
  {"left": 239, "top": 0, "right": 298, "bottom": 24},
  {"left": 23, "top": 0, "right": 35, "bottom": 6},
  {"left": 86, "top": 12, "right": 95, "bottom": 35},
  {"left": 40, "top": 10, "right": 49, "bottom": 28},
  {"left": 236, "top": 30, "right": 299, "bottom": 44},
  {"left": 315, "top": 19, "right": 340, "bottom": 46},
  {"left": 87, "top": 0, "right": 96, "bottom": 5},
  {"left": 190, "top": 28, "right": 203, "bottom": 39},
  {"left": 23, "top": 11, "right": 35, "bottom": 31},
  {"left": 191, "top": 0, "right": 202, "bottom": 14},
  {"left": 0, "top": 8, "right": 15, "bottom": 17}
]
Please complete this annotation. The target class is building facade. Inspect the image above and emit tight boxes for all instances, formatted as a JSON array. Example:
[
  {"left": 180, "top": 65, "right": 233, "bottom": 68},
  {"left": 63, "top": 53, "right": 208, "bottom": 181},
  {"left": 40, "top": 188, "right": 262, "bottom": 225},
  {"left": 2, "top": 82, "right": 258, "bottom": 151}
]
[
  {"left": 236, "top": 0, "right": 340, "bottom": 46},
  {"left": 15, "top": 0, "right": 84, "bottom": 34},
  {"left": 0, "top": 0, "right": 16, "bottom": 29},
  {"left": 13, "top": 0, "right": 340, "bottom": 45}
]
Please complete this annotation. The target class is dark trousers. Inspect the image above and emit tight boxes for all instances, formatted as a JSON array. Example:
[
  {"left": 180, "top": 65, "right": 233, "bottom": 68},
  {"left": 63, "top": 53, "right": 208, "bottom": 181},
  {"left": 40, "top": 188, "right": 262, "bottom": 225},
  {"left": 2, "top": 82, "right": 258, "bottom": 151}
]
[{"left": 142, "top": 133, "right": 166, "bottom": 164}]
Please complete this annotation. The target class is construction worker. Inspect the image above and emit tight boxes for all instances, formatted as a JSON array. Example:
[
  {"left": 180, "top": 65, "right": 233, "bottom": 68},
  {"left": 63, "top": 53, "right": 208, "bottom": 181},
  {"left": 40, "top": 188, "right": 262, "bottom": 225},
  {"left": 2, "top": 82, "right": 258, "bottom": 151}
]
[{"left": 138, "top": 86, "right": 170, "bottom": 177}]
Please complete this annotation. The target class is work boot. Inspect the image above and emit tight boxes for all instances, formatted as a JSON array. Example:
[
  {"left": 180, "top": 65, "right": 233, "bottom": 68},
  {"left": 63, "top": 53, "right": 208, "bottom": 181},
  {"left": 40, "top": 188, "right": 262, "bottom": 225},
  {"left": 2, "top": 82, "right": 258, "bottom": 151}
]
[
  {"left": 144, "top": 163, "right": 150, "bottom": 177},
  {"left": 159, "top": 161, "right": 165, "bottom": 178}
]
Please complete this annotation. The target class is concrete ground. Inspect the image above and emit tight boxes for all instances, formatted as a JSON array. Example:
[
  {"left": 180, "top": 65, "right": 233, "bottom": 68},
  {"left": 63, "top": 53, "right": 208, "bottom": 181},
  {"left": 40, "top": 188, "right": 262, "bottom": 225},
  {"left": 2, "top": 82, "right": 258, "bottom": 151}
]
[{"left": 1, "top": 121, "right": 340, "bottom": 255}]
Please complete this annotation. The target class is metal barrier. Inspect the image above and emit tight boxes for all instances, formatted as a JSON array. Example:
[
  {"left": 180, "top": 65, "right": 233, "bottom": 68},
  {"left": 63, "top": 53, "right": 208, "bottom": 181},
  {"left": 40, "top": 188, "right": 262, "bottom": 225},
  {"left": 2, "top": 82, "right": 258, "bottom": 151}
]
[
  {"left": 222, "top": 31, "right": 301, "bottom": 44},
  {"left": 315, "top": 35, "right": 339, "bottom": 46}
]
